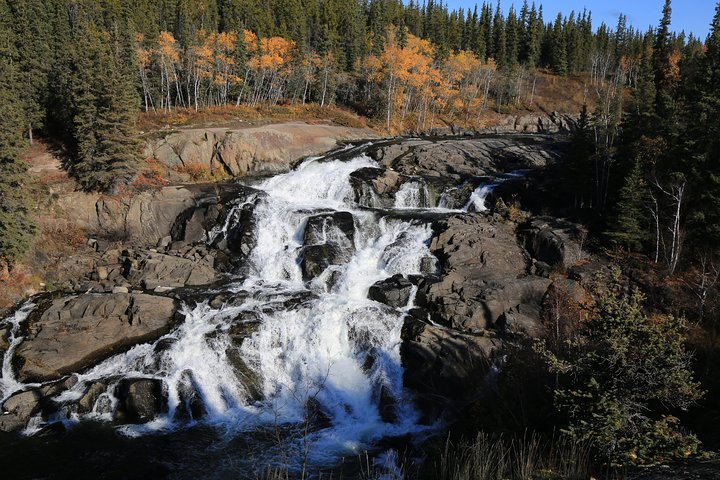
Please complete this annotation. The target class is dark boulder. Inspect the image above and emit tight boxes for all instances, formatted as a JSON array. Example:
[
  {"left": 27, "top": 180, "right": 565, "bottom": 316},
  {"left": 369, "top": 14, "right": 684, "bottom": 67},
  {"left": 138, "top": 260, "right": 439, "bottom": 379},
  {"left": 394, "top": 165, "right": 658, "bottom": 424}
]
[
  {"left": 77, "top": 382, "right": 108, "bottom": 414},
  {"left": 305, "top": 397, "right": 332, "bottom": 431},
  {"left": 225, "top": 348, "right": 263, "bottom": 401},
  {"left": 170, "top": 203, "right": 223, "bottom": 244},
  {"left": 221, "top": 201, "right": 258, "bottom": 260},
  {"left": 113, "top": 378, "right": 167, "bottom": 424},
  {"left": 349, "top": 167, "right": 402, "bottom": 208},
  {"left": 417, "top": 215, "right": 528, "bottom": 332},
  {"left": 482, "top": 276, "right": 553, "bottom": 335},
  {"left": 137, "top": 252, "right": 218, "bottom": 290},
  {"left": 438, "top": 182, "right": 477, "bottom": 210},
  {"left": 174, "top": 370, "right": 206, "bottom": 421},
  {"left": 519, "top": 217, "right": 587, "bottom": 269},
  {"left": 370, "top": 137, "right": 563, "bottom": 182},
  {"left": 368, "top": 275, "right": 414, "bottom": 308},
  {"left": 377, "top": 384, "right": 398, "bottom": 424},
  {"left": 0, "top": 324, "right": 10, "bottom": 353},
  {"left": 303, "top": 211, "right": 355, "bottom": 249},
  {"left": 301, "top": 244, "right": 351, "bottom": 280},
  {"left": 0, "top": 390, "right": 42, "bottom": 432}
]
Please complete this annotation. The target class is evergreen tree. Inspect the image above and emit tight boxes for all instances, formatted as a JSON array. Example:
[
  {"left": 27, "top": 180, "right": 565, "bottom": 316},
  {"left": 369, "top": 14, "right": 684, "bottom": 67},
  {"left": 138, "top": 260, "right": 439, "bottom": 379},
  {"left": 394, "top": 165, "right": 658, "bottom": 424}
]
[
  {"left": 606, "top": 160, "right": 649, "bottom": 251},
  {"left": 563, "top": 103, "right": 594, "bottom": 209},
  {"left": 551, "top": 13, "right": 567, "bottom": 75},
  {"left": 520, "top": 2, "right": 539, "bottom": 67},
  {"left": 565, "top": 12, "right": 582, "bottom": 74},
  {"left": 0, "top": 2, "right": 34, "bottom": 263},
  {"left": 538, "top": 269, "right": 703, "bottom": 466},
  {"left": 481, "top": 3, "right": 493, "bottom": 61},
  {"left": 622, "top": 34, "right": 657, "bottom": 154},
  {"left": 652, "top": 0, "right": 680, "bottom": 140},
  {"left": 92, "top": 11, "right": 141, "bottom": 191},
  {"left": 505, "top": 6, "right": 519, "bottom": 68},
  {"left": 685, "top": 2, "right": 720, "bottom": 246},
  {"left": 447, "top": 10, "right": 461, "bottom": 53},
  {"left": 6, "top": 0, "right": 52, "bottom": 144},
  {"left": 492, "top": 1, "right": 506, "bottom": 66}
]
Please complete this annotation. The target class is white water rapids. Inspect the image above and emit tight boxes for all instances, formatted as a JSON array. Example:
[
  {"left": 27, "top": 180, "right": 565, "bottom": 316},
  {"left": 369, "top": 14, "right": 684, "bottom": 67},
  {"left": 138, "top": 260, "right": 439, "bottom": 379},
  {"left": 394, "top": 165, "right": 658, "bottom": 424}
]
[{"left": 1, "top": 153, "right": 454, "bottom": 471}]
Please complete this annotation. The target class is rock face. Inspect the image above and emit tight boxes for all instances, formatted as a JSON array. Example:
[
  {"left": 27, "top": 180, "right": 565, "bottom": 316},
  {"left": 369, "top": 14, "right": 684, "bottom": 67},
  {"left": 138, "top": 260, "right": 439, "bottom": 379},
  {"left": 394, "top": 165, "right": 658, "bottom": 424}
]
[
  {"left": 301, "top": 244, "right": 350, "bottom": 280},
  {"left": 520, "top": 217, "right": 587, "bottom": 269},
  {"left": 144, "top": 123, "right": 378, "bottom": 180},
  {"left": 401, "top": 317, "right": 500, "bottom": 421},
  {"left": 0, "top": 390, "right": 42, "bottom": 432},
  {"left": 0, "top": 376, "right": 79, "bottom": 432},
  {"left": 349, "top": 167, "right": 404, "bottom": 208},
  {"left": 175, "top": 371, "right": 206, "bottom": 421},
  {"left": 418, "top": 214, "right": 542, "bottom": 332},
  {"left": 368, "top": 136, "right": 565, "bottom": 184},
  {"left": 14, "top": 293, "right": 180, "bottom": 382},
  {"left": 72, "top": 243, "right": 227, "bottom": 294},
  {"left": 0, "top": 324, "right": 9, "bottom": 352},
  {"left": 481, "top": 276, "right": 552, "bottom": 336},
  {"left": 58, "top": 183, "right": 253, "bottom": 247},
  {"left": 78, "top": 382, "right": 108, "bottom": 413},
  {"left": 487, "top": 112, "right": 578, "bottom": 134},
  {"left": 303, "top": 211, "right": 355, "bottom": 248},
  {"left": 300, "top": 211, "right": 356, "bottom": 280},
  {"left": 133, "top": 252, "right": 218, "bottom": 290}
]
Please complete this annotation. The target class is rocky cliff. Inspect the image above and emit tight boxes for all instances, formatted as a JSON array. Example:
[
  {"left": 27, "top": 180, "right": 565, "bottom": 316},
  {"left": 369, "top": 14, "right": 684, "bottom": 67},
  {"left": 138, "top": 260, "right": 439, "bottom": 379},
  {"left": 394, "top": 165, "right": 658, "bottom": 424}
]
[{"left": 143, "top": 122, "right": 378, "bottom": 181}]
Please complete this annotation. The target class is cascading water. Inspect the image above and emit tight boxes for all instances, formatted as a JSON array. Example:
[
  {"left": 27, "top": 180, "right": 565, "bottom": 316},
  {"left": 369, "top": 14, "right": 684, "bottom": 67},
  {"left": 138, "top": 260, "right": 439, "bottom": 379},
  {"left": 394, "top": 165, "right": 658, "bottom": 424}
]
[
  {"left": 394, "top": 181, "right": 430, "bottom": 209},
  {"left": 0, "top": 302, "right": 36, "bottom": 401},
  {"left": 464, "top": 184, "right": 497, "bottom": 212},
  {"left": 0, "top": 152, "right": 449, "bottom": 474}
]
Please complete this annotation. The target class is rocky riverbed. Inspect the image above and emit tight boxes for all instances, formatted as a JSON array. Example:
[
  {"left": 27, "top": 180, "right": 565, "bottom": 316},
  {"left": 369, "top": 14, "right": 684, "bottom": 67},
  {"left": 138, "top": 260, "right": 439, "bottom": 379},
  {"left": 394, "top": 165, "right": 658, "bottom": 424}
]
[{"left": 0, "top": 133, "right": 596, "bottom": 477}]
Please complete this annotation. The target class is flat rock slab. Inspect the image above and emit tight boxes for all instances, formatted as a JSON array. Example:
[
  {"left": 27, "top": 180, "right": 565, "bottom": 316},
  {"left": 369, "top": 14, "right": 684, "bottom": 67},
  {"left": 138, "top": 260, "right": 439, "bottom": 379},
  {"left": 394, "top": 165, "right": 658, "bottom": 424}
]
[
  {"left": 15, "top": 293, "right": 179, "bottom": 382},
  {"left": 370, "top": 136, "right": 564, "bottom": 181},
  {"left": 138, "top": 253, "right": 217, "bottom": 290},
  {"left": 145, "top": 122, "right": 379, "bottom": 179}
]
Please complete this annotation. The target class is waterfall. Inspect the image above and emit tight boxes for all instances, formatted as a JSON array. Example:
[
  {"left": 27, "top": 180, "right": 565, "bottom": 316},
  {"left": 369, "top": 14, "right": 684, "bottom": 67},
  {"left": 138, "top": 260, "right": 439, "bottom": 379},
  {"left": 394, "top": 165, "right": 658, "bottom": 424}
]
[
  {"left": 464, "top": 184, "right": 497, "bottom": 212},
  {"left": 0, "top": 302, "right": 36, "bottom": 401},
  {"left": 0, "top": 147, "right": 532, "bottom": 476},
  {"left": 394, "top": 181, "right": 429, "bottom": 209},
  {"left": 0, "top": 153, "right": 446, "bottom": 471}
]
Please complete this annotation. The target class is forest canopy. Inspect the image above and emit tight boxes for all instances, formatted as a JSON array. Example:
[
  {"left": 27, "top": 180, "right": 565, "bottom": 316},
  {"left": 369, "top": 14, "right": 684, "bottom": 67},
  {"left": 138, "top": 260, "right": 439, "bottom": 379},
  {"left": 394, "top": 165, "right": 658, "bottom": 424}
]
[{"left": 0, "top": 0, "right": 719, "bottom": 280}]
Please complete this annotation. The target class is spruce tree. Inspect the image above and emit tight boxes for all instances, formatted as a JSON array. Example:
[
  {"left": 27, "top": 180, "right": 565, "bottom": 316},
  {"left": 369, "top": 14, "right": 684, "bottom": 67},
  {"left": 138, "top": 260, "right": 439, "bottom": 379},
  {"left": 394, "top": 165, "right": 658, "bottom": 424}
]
[
  {"left": 551, "top": 13, "right": 568, "bottom": 75},
  {"left": 563, "top": 103, "right": 594, "bottom": 209},
  {"left": 520, "top": 2, "right": 539, "bottom": 67},
  {"left": 505, "top": 6, "right": 519, "bottom": 68},
  {"left": 652, "top": 0, "right": 680, "bottom": 141},
  {"left": 0, "top": 10, "right": 35, "bottom": 263},
  {"left": 606, "top": 160, "right": 649, "bottom": 251},
  {"left": 685, "top": 2, "right": 720, "bottom": 246},
  {"left": 481, "top": 3, "right": 493, "bottom": 61},
  {"left": 6, "top": 0, "right": 52, "bottom": 144},
  {"left": 538, "top": 269, "right": 703, "bottom": 466},
  {"left": 492, "top": 1, "right": 506, "bottom": 66}
]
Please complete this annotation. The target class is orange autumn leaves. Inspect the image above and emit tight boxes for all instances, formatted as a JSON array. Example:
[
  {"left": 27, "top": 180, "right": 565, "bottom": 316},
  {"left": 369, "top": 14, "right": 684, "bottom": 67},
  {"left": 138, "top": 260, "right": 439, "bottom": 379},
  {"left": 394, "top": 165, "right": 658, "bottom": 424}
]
[
  {"left": 135, "top": 29, "right": 298, "bottom": 111},
  {"left": 363, "top": 28, "right": 497, "bottom": 132},
  {"left": 135, "top": 25, "right": 497, "bottom": 125}
]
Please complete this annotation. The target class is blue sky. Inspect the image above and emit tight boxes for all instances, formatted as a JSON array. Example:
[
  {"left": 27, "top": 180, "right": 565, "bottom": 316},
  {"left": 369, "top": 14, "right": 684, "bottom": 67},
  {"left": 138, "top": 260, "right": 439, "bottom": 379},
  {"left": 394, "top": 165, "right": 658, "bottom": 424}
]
[{"left": 443, "top": 0, "right": 717, "bottom": 39}]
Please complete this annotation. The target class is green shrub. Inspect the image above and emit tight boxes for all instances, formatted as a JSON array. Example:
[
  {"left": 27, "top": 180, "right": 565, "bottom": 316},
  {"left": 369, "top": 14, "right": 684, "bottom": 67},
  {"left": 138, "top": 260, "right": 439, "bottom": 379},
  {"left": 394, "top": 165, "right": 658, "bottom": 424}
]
[{"left": 536, "top": 268, "right": 703, "bottom": 466}]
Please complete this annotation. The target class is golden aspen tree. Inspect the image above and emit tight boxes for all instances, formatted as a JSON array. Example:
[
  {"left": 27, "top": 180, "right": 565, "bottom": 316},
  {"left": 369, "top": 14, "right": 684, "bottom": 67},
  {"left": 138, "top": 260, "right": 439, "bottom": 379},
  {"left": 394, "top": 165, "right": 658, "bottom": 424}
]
[
  {"left": 135, "top": 33, "right": 155, "bottom": 112},
  {"left": 157, "top": 31, "right": 182, "bottom": 110}
]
